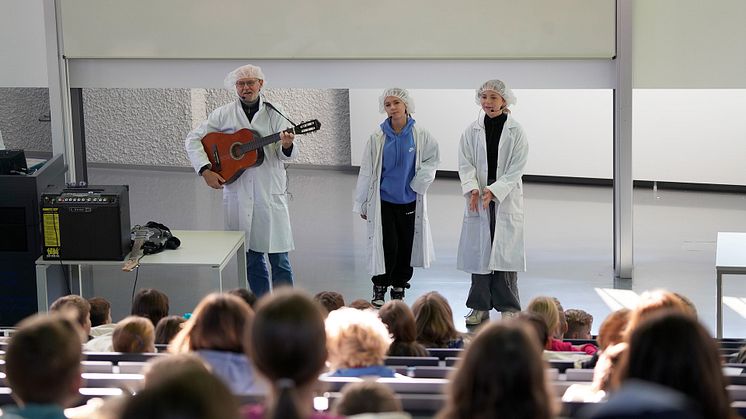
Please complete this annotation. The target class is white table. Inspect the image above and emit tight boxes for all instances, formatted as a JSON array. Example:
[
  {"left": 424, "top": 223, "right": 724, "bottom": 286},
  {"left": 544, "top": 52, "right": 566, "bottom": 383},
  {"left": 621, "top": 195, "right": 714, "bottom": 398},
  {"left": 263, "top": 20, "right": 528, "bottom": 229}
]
[
  {"left": 35, "top": 230, "right": 247, "bottom": 312},
  {"left": 716, "top": 232, "right": 746, "bottom": 338}
]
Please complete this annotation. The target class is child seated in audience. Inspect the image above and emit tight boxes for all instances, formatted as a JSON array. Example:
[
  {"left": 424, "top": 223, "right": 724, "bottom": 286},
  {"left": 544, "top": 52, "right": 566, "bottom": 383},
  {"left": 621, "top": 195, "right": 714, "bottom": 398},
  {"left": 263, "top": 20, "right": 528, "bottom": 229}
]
[
  {"left": 623, "top": 289, "right": 693, "bottom": 342},
  {"left": 88, "top": 297, "right": 113, "bottom": 332},
  {"left": 154, "top": 315, "right": 187, "bottom": 345},
  {"left": 112, "top": 316, "right": 156, "bottom": 353},
  {"left": 244, "top": 289, "right": 341, "bottom": 419},
  {"left": 526, "top": 296, "right": 597, "bottom": 355},
  {"left": 228, "top": 288, "right": 258, "bottom": 309},
  {"left": 552, "top": 297, "right": 568, "bottom": 339},
  {"left": 614, "top": 311, "right": 734, "bottom": 419},
  {"left": 412, "top": 291, "right": 466, "bottom": 349},
  {"left": 379, "top": 300, "right": 429, "bottom": 357},
  {"left": 143, "top": 353, "right": 211, "bottom": 388},
  {"left": 49, "top": 294, "right": 91, "bottom": 341},
  {"left": 349, "top": 299, "right": 375, "bottom": 310},
  {"left": 170, "top": 293, "right": 263, "bottom": 394},
  {"left": 564, "top": 308, "right": 593, "bottom": 340},
  {"left": 596, "top": 308, "right": 630, "bottom": 350},
  {"left": 436, "top": 321, "right": 556, "bottom": 419},
  {"left": 120, "top": 368, "right": 240, "bottom": 419},
  {"left": 131, "top": 288, "right": 170, "bottom": 328},
  {"left": 314, "top": 291, "right": 346, "bottom": 316},
  {"left": 334, "top": 381, "right": 411, "bottom": 418},
  {"left": 3, "top": 314, "right": 84, "bottom": 419},
  {"left": 325, "top": 307, "right": 396, "bottom": 377}
]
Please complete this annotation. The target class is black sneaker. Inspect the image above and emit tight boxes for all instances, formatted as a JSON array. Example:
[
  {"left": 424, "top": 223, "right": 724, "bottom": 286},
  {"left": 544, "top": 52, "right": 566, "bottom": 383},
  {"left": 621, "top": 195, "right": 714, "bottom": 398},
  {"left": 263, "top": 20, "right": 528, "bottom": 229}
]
[
  {"left": 372, "top": 285, "right": 387, "bottom": 308},
  {"left": 390, "top": 287, "right": 405, "bottom": 300}
]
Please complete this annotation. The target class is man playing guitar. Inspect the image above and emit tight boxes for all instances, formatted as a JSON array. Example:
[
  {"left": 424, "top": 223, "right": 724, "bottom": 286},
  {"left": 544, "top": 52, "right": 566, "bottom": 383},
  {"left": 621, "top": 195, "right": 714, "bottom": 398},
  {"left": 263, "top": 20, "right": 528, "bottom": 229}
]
[{"left": 184, "top": 64, "right": 296, "bottom": 297}]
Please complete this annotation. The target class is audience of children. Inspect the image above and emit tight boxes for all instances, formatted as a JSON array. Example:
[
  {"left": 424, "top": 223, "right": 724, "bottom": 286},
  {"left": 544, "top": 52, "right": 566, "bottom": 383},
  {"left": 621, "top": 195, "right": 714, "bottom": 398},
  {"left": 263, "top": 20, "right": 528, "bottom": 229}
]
[
  {"left": 169, "top": 293, "right": 263, "bottom": 394},
  {"left": 324, "top": 307, "right": 397, "bottom": 378},
  {"left": 378, "top": 300, "right": 429, "bottom": 357},
  {"left": 411, "top": 291, "right": 465, "bottom": 348},
  {"left": 9, "top": 285, "right": 735, "bottom": 419}
]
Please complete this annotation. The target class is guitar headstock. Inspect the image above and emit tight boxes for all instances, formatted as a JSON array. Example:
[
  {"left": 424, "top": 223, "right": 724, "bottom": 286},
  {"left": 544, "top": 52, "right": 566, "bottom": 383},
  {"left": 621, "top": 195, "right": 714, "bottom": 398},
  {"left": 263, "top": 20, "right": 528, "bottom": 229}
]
[{"left": 292, "top": 120, "right": 321, "bottom": 135}]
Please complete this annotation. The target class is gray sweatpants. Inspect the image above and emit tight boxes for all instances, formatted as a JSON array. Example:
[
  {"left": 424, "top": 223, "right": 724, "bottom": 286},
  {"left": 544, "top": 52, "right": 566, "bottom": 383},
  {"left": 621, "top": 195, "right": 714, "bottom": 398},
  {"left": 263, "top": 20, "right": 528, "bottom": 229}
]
[{"left": 465, "top": 200, "right": 521, "bottom": 312}]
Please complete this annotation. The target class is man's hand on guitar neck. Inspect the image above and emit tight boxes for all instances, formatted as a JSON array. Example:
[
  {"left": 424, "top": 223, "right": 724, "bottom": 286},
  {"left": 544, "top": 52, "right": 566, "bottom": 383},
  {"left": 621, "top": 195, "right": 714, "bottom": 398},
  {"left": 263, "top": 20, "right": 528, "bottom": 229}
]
[
  {"left": 202, "top": 169, "right": 225, "bottom": 189},
  {"left": 280, "top": 131, "right": 295, "bottom": 149}
]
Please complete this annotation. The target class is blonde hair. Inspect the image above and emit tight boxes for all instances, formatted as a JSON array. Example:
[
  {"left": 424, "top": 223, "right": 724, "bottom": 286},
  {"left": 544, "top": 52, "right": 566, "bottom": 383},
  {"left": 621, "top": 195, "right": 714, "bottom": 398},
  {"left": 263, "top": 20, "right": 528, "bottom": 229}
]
[
  {"left": 526, "top": 296, "right": 560, "bottom": 338},
  {"left": 113, "top": 316, "right": 155, "bottom": 353},
  {"left": 325, "top": 307, "right": 392, "bottom": 369}
]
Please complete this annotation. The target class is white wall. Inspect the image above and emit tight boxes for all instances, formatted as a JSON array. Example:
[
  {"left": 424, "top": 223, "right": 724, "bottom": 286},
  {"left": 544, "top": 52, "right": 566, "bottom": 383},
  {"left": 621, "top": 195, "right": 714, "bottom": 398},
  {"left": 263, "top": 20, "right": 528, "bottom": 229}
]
[
  {"left": 0, "top": 0, "right": 47, "bottom": 87},
  {"left": 58, "top": 0, "right": 614, "bottom": 59},
  {"left": 351, "top": 89, "right": 614, "bottom": 178}
]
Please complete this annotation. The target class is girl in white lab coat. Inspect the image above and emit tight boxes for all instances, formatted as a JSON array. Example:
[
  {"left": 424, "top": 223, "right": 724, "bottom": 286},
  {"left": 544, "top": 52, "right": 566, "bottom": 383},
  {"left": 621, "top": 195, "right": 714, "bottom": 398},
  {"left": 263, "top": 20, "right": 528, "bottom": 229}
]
[
  {"left": 354, "top": 88, "right": 439, "bottom": 308},
  {"left": 457, "top": 79, "right": 528, "bottom": 326}
]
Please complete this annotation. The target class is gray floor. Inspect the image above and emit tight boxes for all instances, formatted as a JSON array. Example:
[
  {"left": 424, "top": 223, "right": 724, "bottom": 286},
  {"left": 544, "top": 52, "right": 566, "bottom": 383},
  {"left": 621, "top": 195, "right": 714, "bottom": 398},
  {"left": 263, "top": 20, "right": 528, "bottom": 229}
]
[{"left": 86, "top": 166, "right": 746, "bottom": 337}]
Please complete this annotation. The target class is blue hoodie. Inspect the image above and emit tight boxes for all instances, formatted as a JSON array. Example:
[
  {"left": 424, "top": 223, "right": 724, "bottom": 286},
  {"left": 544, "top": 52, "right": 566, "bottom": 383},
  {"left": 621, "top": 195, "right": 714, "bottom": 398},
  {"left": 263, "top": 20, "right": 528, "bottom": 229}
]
[{"left": 380, "top": 117, "right": 417, "bottom": 204}]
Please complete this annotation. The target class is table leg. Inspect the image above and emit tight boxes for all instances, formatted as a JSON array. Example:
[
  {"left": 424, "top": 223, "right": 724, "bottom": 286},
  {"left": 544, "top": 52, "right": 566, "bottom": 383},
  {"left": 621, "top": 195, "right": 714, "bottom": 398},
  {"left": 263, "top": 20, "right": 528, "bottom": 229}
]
[
  {"left": 36, "top": 264, "right": 50, "bottom": 313},
  {"left": 237, "top": 241, "right": 248, "bottom": 290},
  {"left": 717, "top": 271, "right": 723, "bottom": 339}
]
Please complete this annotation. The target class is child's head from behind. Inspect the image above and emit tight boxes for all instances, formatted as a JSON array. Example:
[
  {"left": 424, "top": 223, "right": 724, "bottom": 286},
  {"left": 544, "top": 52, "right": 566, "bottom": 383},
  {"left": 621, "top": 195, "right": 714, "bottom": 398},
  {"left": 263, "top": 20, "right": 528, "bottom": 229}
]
[
  {"left": 526, "top": 296, "right": 560, "bottom": 341},
  {"left": 411, "top": 291, "right": 458, "bottom": 347},
  {"left": 113, "top": 316, "right": 156, "bottom": 353},
  {"left": 334, "top": 381, "right": 402, "bottom": 416},
  {"left": 564, "top": 309, "right": 593, "bottom": 340},
  {"left": 6, "top": 314, "right": 83, "bottom": 406},
  {"left": 325, "top": 307, "right": 392, "bottom": 370}
]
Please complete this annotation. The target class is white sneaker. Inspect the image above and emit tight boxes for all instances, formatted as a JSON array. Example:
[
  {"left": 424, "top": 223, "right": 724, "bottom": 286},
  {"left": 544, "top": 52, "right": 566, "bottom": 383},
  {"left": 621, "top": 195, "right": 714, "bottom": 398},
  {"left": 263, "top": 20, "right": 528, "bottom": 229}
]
[
  {"left": 465, "top": 309, "right": 489, "bottom": 326},
  {"left": 501, "top": 311, "right": 518, "bottom": 319}
]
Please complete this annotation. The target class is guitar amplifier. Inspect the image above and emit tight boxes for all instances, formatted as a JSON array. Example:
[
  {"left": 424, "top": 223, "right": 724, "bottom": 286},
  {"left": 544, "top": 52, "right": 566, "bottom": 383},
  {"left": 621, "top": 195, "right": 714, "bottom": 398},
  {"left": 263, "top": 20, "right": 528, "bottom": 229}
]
[{"left": 40, "top": 185, "right": 131, "bottom": 261}]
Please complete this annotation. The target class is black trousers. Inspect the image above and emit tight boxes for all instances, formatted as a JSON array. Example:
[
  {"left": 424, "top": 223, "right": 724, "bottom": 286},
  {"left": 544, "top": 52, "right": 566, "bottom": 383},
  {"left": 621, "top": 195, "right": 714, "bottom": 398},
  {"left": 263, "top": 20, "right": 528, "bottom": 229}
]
[
  {"left": 465, "top": 201, "right": 521, "bottom": 312},
  {"left": 372, "top": 200, "right": 416, "bottom": 288}
]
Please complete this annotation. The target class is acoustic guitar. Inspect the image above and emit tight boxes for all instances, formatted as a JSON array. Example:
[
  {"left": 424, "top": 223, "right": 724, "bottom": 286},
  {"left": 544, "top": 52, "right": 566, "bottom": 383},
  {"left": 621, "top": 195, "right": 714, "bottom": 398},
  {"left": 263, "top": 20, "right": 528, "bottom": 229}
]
[{"left": 200, "top": 120, "right": 321, "bottom": 185}]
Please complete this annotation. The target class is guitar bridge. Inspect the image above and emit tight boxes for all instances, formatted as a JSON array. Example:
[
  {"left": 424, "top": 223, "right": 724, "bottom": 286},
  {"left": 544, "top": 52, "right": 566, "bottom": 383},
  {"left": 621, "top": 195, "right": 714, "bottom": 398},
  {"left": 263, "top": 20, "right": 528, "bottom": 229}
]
[{"left": 211, "top": 145, "right": 222, "bottom": 171}]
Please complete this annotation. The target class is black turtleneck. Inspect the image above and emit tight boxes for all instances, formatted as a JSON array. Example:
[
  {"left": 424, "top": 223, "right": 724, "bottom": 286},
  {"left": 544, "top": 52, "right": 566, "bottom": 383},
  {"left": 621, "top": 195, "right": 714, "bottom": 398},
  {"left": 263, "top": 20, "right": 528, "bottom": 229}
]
[
  {"left": 485, "top": 113, "right": 507, "bottom": 183},
  {"left": 240, "top": 99, "right": 260, "bottom": 123}
]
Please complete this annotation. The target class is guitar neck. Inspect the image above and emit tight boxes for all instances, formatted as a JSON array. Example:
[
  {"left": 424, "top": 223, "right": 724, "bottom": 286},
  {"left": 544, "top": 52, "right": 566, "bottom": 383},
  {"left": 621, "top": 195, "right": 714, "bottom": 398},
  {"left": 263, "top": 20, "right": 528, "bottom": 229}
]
[
  {"left": 122, "top": 238, "right": 146, "bottom": 272},
  {"left": 237, "top": 128, "right": 293, "bottom": 155}
]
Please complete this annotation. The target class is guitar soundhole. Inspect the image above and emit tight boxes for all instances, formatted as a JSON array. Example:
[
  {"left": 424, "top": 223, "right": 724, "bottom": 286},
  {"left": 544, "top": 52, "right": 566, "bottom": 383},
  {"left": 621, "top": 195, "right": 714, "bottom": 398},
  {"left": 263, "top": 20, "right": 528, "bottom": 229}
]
[{"left": 230, "top": 142, "right": 243, "bottom": 160}]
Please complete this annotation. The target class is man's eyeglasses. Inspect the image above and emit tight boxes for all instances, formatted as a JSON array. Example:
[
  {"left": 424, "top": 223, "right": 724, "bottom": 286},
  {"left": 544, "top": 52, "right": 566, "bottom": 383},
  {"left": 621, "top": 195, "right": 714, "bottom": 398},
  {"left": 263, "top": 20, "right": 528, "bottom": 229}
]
[{"left": 235, "top": 79, "right": 260, "bottom": 88}]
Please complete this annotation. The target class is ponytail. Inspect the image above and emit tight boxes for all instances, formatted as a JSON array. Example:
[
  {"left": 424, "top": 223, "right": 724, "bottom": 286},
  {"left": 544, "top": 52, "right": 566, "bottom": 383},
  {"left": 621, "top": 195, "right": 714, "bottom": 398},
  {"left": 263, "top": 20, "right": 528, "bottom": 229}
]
[{"left": 268, "top": 378, "right": 301, "bottom": 419}]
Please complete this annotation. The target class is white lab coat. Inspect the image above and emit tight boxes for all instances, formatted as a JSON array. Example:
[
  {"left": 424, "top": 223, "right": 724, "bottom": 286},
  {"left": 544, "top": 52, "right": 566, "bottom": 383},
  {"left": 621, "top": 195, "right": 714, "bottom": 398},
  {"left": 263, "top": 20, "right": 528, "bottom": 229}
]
[
  {"left": 353, "top": 124, "right": 439, "bottom": 275},
  {"left": 185, "top": 97, "right": 296, "bottom": 253},
  {"left": 457, "top": 114, "right": 528, "bottom": 273}
]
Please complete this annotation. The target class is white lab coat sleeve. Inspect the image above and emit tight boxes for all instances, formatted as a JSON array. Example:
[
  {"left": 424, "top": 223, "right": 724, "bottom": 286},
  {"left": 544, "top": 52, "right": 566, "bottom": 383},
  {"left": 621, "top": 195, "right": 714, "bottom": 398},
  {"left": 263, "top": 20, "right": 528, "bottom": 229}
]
[
  {"left": 267, "top": 105, "right": 297, "bottom": 161},
  {"left": 184, "top": 108, "right": 226, "bottom": 173},
  {"left": 487, "top": 127, "right": 528, "bottom": 202},
  {"left": 410, "top": 130, "right": 440, "bottom": 195},
  {"left": 458, "top": 130, "right": 480, "bottom": 196},
  {"left": 353, "top": 136, "right": 375, "bottom": 215}
]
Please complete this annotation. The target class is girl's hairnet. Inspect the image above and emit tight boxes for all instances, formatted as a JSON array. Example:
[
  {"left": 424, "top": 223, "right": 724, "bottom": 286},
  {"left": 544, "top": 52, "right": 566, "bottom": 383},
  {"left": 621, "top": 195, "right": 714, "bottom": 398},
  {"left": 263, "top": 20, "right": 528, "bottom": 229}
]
[
  {"left": 379, "top": 88, "right": 415, "bottom": 114},
  {"left": 224, "top": 64, "right": 266, "bottom": 90},
  {"left": 475, "top": 79, "right": 517, "bottom": 107}
]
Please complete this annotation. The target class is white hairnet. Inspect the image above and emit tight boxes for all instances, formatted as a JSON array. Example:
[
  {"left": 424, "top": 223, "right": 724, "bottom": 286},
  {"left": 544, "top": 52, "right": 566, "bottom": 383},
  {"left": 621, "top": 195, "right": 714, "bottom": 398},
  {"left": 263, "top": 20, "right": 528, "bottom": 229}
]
[
  {"left": 379, "top": 88, "right": 415, "bottom": 114},
  {"left": 475, "top": 79, "right": 517, "bottom": 107},
  {"left": 223, "top": 64, "right": 265, "bottom": 90}
]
